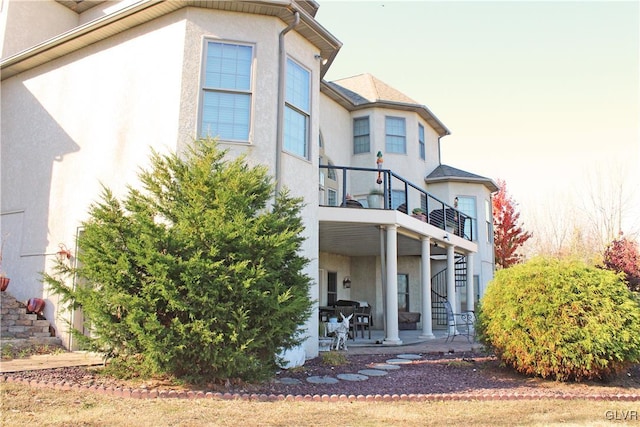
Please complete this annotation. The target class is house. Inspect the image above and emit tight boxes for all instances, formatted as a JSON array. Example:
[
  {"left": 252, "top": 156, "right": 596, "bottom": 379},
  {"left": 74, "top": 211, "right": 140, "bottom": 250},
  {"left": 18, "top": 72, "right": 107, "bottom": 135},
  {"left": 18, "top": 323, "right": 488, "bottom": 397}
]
[{"left": 0, "top": 0, "right": 498, "bottom": 359}]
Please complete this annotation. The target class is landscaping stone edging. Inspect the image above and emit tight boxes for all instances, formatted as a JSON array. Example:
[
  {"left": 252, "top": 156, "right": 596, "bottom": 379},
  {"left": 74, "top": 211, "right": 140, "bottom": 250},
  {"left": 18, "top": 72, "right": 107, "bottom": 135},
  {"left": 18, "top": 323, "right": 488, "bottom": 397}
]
[{"left": 2, "top": 375, "right": 639, "bottom": 401}]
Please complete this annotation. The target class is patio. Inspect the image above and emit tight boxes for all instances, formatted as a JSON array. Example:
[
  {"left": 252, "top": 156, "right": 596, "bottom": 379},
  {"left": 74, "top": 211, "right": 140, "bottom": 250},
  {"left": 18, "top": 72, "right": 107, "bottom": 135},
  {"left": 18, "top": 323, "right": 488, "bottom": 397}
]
[{"left": 327, "top": 328, "right": 482, "bottom": 356}]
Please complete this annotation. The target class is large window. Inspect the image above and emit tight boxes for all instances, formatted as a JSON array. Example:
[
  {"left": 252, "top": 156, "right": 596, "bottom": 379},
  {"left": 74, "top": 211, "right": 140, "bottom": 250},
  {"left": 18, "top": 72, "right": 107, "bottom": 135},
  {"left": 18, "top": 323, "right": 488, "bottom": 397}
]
[
  {"left": 284, "top": 58, "right": 310, "bottom": 158},
  {"left": 201, "top": 41, "right": 253, "bottom": 141},
  {"left": 385, "top": 116, "right": 406, "bottom": 153},
  {"left": 418, "top": 124, "right": 425, "bottom": 160},
  {"left": 398, "top": 274, "right": 409, "bottom": 312},
  {"left": 353, "top": 117, "right": 370, "bottom": 154},
  {"left": 456, "top": 196, "right": 477, "bottom": 241}
]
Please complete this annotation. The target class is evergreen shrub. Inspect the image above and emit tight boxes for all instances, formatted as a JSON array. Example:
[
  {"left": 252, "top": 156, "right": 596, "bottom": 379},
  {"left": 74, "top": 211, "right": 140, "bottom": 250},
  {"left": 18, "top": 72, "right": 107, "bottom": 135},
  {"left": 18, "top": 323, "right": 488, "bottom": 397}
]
[
  {"left": 477, "top": 257, "right": 640, "bottom": 381},
  {"left": 45, "top": 138, "right": 312, "bottom": 383}
]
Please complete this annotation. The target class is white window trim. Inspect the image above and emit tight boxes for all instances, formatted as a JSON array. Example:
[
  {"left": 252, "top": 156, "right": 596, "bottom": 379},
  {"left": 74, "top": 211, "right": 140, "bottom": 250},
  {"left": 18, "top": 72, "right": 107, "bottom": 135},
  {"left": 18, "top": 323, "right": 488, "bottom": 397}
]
[
  {"left": 198, "top": 39, "right": 255, "bottom": 144},
  {"left": 284, "top": 56, "right": 311, "bottom": 159}
]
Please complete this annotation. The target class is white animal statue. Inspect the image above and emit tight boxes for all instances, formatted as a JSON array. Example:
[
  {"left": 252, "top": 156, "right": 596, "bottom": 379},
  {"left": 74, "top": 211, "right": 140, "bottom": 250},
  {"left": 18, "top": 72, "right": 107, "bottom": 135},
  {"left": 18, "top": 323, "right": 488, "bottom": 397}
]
[{"left": 332, "top": 313, "right": 353, "bottom": 351}]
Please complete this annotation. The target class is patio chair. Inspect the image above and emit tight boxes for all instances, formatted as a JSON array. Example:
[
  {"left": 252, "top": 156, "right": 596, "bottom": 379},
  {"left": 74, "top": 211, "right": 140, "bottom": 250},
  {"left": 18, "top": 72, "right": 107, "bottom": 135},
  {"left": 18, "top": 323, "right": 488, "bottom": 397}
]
[
  {"left": 354, "top": 305, "right": 372, "bottom": 339},
  {"left": 442, "top": 300, "right": 475, "bottom": 343}
]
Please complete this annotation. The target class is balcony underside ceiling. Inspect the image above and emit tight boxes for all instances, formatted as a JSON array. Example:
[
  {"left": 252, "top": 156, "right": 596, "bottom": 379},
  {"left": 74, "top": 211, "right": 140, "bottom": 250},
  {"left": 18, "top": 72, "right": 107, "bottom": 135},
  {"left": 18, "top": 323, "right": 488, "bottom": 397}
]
[{"left": 318, "top": 207, "right": 474, "bottom": 258}]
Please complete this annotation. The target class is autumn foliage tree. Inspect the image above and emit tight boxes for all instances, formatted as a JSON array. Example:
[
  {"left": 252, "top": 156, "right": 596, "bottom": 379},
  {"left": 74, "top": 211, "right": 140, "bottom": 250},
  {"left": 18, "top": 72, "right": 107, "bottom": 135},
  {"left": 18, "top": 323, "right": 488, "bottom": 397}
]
[
  {"left": 603, "top": 233, "right": 640, "bottom": 292},
  {"left": 493, "top": 179, "right": 532, "bottom": 269}
]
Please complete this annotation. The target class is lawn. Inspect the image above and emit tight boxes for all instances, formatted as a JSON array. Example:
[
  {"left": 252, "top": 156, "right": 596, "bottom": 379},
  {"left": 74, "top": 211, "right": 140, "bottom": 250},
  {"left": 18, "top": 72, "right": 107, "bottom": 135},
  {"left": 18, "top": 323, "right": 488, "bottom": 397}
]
[{"left": 2, "top": 382, "right": 639, "bottom": 426}]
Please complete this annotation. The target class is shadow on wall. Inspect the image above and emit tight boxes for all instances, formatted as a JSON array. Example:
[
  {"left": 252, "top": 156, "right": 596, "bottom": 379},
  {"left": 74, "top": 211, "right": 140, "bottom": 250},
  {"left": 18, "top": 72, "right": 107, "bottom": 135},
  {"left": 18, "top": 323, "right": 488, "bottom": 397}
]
[{"left": 1, "top": 81, "right": 80, "bottom": 312}]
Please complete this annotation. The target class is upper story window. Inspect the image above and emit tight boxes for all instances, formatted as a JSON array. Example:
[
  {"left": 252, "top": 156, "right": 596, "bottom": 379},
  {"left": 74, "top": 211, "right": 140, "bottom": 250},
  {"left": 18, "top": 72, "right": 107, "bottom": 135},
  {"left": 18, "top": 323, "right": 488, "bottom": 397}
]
[
  {"left": 485, "top": 199, "right": 493, "bottom": 244},
  {"left": 201, "top": 41, "right": 253, "bottom": 141},
  {"left": 353, "top": 117, "right": 370, "bottom": 154},
  {"left": 391, "top": 189, "right": 406, "bottom": 210},
  {"left": 284, "top": 58, "right": 310, "bottom": 158},
  {"left": 456, "top": 196, "right": 477, "bottom": 241},
  {"left": 418, "top": 124, "right": 425, "bottom": 160},
  {"left": 385, "top": 116, "right": 406, "bottom": 154}
]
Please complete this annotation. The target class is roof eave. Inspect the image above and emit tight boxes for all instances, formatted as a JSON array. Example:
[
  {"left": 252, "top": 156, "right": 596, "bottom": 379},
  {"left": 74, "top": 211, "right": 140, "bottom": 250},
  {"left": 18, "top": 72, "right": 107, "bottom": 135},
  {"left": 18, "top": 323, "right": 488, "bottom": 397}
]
[
  {"left": 425, "top": 176, "right": 499, "bottom": 193},
  {"left": 1, "top": 0, "right": 341, "bottom": 80}
]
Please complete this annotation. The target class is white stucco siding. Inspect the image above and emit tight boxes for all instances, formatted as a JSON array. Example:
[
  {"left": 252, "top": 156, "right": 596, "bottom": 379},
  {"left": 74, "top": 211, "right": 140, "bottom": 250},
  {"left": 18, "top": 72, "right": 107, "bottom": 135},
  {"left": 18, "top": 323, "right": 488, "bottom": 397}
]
[
  {"left": 1, "top": 12, "right": 187, "bottom": 344},
  {"left": 427, "top": 181, "right": 495, "bottom": 296},
  {"left": 319, "top": 93, "right": 352, "bottom": 165},
  {"left": 0, "top": 0, "right": 79, "bottom": 59}
]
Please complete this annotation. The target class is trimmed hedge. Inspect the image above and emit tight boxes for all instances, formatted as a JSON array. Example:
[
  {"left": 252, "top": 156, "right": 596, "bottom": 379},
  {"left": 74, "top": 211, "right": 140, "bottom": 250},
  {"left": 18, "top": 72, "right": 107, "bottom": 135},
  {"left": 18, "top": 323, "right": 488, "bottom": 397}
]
[{"left": 477, "top": 257, "right": 640, "bottom": 381}]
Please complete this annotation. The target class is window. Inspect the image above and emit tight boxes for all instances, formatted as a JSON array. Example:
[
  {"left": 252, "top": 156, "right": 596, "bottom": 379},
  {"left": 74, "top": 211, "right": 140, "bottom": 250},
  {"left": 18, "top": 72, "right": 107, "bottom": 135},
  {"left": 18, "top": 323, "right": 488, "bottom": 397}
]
[
  {"left": 201, "top": 41, "right": 252, "bottom": 141},
  {"left": 420, "top": 193, "right": 427, "bottom": 213},
  {"left": 418, "top": 124, "right": 425, "bottom": 160},
  {"left": 353, "top": 117, "right": 370, "bottom": 154},
  {"left": 284, "top": 58, "right": 310, "bottom": 158},
  {"left": 327, "top": 272, "right": 338, "bottom": 306},
  {"left": 327, "top": 189, "right": 338, "bottom": 206},
  {"left": 391, "top": 189, "right": 406, "bottom": 210},
  {"left": 456, "top": 196, "right": 477, "bottom": 241},
  {"left": 397, "top": 274, "right": 409, "bottom": 312},
  {"left": 385, "top": 116, "right": 406, "bottom": 153},
  {"left": 485, "top": 199, "right": 493, "bottom": 244}
]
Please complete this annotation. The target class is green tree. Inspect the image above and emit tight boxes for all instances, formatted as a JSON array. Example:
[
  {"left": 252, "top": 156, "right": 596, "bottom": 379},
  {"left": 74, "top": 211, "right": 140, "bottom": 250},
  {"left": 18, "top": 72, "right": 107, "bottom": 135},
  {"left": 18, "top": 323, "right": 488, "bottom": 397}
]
[
  {"left": 45, "top": 138, "right": 312, "bottom": 383},
  {"left": 477, "top": 257, "right": 640, "bottom": 381}
]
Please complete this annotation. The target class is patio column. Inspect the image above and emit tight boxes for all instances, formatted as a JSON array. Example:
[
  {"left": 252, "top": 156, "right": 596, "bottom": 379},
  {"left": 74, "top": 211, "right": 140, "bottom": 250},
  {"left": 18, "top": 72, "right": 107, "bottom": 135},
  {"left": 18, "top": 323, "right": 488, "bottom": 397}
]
[
  {"left": 446, "top": 243, "right": 457, "bottom": 335},
  {"left": 466, "top": 252, "right": 475, "bottom": 312},
  {"left": 383, "top": 225, "right": 402, "bottom": 345},
  {"left": 419, "top": 236, "right": 435, "bottom": 339}
]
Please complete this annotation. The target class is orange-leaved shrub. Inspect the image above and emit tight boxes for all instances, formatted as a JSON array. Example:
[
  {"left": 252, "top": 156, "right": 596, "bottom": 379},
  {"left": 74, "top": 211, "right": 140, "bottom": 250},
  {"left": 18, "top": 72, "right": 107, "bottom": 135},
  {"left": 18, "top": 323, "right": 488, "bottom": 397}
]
[{"left": 477, "top": 257, "right": 640, "bottom": 381}]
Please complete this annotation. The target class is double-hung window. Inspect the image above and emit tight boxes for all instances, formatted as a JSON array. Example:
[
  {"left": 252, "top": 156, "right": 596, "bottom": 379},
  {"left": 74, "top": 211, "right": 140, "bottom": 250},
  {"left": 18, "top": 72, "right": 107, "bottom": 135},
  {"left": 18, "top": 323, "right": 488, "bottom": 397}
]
[
  {"left": 201, "top": 41, "right": 253, "bottom": 141},
  {"left": 385, "top": 116, "right": 406, "bottom": 153},
  {"left": 418, "top": 124, "right": 425, "bottom": 160},
  {"left": 456, "top": 196, "right": 477, "bottom": 241},
  {"left": 353, "top": 117, "right": 370, "bottom": 154},
  {"left": 284, "top": 58, "right": 310, "bottom": 158}
]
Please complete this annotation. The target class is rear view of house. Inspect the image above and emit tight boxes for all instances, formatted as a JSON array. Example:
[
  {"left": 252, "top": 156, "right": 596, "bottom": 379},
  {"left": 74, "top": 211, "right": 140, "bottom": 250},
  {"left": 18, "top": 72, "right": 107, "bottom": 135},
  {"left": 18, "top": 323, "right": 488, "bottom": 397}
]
[{"left": 1, "top": 0, "right": 497, "bottom": 359}]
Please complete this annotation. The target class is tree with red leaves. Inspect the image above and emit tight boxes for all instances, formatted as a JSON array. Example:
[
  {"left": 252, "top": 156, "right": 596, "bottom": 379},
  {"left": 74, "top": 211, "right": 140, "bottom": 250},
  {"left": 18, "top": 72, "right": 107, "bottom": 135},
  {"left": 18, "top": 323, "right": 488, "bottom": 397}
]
[
  {"left": 603, "top": 233, "right": 640, "bottom": 292},
  {"left": 493, "top": 179, "right": 532, "bottom": 269}
]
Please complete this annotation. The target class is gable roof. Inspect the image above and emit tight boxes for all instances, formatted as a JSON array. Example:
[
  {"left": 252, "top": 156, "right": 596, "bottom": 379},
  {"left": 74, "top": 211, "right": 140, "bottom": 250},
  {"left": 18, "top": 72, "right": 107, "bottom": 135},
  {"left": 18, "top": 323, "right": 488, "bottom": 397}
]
[
  {"left": 321, "top": 74, "right": 450, "bottom": 137},
  {"left": 426, "top": 164, "right": 499, "bottom": 193}
]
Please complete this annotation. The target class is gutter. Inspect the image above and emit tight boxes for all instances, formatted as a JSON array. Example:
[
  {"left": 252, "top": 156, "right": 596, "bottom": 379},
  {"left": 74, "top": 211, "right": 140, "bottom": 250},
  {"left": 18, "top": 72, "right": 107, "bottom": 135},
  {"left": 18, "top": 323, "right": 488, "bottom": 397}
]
[{"left": 275, "top": 10, "right": 299, "bottom": 195}]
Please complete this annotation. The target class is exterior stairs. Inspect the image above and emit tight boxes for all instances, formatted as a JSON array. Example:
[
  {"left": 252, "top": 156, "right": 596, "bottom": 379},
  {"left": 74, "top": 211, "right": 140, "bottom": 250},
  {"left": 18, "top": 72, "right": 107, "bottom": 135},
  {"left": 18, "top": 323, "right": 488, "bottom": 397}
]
[{"left": 0, "top": 290, "right": 61, "bottom": 350}]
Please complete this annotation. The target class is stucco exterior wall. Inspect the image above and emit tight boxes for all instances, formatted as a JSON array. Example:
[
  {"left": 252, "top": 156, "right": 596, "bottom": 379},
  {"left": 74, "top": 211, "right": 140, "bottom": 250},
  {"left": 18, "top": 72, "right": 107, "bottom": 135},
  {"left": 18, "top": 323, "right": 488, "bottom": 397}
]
[
  {"left": 1, "top": 11, "right": 189, "bottom": 347},
  {"left": 0, "top": 0, "right": 79, "bottom": 59},
  {"left": 427, "top": 180, "right": 495, "bottom": 297}
]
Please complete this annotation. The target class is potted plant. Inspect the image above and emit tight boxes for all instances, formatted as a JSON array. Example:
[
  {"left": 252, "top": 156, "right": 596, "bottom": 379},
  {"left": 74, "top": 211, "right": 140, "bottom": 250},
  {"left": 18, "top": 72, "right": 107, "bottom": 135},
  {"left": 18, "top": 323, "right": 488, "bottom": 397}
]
[
  {"left": 411, "top": 208, "right": 427, "bottom": 222},
  {"left": 366, "top": 188, "right": 384, "bottom": 209},
  {"left": 0, "top": 236, "right": 9, "bottom": 292}
]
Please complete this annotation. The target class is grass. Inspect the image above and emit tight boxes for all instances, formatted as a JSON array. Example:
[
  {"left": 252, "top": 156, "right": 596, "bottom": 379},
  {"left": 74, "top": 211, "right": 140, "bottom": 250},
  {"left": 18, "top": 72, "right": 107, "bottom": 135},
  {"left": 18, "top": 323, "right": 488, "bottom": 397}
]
[
  {"left": 0, "top": 343, "right": 66, "bottom": 361},
  {"left": 2, "top": 382, "right": 638, "bottom": 426}
]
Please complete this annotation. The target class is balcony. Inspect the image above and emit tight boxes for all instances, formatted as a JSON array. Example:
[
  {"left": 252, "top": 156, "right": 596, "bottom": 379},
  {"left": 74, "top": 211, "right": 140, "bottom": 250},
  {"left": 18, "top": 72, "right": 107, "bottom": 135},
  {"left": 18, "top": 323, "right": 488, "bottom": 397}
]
[{"left": 318, "top": 165, "right": 474, "bottom": 256}]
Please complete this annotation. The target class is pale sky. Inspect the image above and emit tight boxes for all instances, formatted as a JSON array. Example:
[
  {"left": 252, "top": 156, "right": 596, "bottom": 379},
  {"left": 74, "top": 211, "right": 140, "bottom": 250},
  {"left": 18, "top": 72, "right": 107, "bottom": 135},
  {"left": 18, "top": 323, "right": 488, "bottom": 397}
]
[{"left": 316, "top": 0, "right": 640, "bottom": 234}]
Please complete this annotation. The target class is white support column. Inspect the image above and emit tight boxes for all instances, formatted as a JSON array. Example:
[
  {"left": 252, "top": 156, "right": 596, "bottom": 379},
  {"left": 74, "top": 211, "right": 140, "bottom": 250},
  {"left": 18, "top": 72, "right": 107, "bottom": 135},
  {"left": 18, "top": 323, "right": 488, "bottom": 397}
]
[
  {"left": 466, "top": 252, "right": 475, "bottom": 312},
  {"left": 446, "top": 243, "right": 457, "bottom": 335},
  {"left": 383, "top": 225, "right": 402, "bottom": 345},
  {"left": 419, "top": 237, "right": 435, "bottom": 339}
]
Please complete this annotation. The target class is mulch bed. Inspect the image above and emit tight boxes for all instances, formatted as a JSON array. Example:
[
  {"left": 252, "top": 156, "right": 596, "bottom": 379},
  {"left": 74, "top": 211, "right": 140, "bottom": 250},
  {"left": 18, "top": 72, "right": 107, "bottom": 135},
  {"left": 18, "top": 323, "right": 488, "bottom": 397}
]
[{"left": 3, "top": 351, "right": 640, "bottom": 400}]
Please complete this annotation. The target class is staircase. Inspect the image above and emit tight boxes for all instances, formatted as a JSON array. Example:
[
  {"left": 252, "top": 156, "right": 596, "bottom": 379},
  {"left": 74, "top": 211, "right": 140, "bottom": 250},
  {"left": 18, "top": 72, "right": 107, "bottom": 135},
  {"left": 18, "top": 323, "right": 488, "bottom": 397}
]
[
  {"left": 431, "top": 255, "right": 467, "bottom": 326},
  {"left": 0, "top": 290, "right": 61, "bottom": 349}
]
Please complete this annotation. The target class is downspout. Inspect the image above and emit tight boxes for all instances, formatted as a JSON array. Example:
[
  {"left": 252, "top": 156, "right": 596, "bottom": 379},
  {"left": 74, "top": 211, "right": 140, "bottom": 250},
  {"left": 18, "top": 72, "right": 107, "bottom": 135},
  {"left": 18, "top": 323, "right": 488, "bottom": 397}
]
[{"left": 275, "top": 11, "right": 300, "bottom": 195}]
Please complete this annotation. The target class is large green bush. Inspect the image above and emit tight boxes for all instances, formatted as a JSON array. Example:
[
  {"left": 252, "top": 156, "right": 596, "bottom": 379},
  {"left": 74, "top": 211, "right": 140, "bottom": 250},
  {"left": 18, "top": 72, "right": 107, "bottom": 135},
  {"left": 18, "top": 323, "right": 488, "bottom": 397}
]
[
  {"left": 477, "top": 257, "right": 640, "bottom": 381},
  {"left": 45, "top": 138, "right": 312, "bottom": 383}
]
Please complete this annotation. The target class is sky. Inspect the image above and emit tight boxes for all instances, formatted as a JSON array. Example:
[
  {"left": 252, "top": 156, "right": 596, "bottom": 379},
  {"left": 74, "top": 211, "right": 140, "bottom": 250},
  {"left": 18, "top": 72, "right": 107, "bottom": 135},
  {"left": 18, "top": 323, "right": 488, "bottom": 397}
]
[{"left": 315, "top": 0, "right": 640, "bottom": 235}]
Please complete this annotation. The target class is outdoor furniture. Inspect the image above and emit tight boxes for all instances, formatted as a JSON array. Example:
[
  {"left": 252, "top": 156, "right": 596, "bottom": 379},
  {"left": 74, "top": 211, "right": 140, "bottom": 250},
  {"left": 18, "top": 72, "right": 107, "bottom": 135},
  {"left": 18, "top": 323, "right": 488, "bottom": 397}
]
[
  {"left": 442, "top": 300, "right": 475, "bottom": 343},
  {"left": 398, "top": 311, "right": 421, "bottom": 330},
  {"left": 354, "top": 305, "right": 372, "bottom": 339},
  {"left": 428, "top": 208, "right": 464, "bottom": 236}
]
